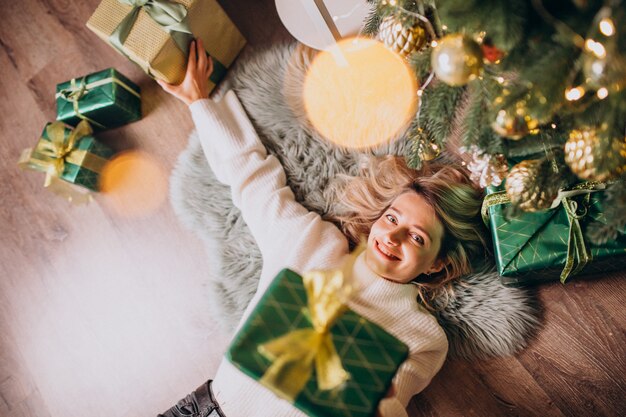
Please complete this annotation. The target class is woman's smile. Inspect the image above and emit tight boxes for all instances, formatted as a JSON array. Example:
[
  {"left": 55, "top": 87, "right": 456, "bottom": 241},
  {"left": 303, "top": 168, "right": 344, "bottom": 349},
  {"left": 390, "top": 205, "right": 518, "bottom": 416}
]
[{"left": 375, "top": 240, "right": 401, "bottom": 261}]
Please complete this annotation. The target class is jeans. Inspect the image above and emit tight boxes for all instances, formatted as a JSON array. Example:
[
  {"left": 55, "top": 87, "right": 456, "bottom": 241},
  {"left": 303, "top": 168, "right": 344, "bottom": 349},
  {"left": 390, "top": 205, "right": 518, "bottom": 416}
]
[{"left": 157, "top": 380, "right": 225, "bottom": 417}]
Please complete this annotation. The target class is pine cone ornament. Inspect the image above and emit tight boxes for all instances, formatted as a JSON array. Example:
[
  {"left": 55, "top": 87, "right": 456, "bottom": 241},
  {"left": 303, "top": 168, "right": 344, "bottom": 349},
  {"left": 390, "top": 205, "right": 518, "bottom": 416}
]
[
  {"left": 564, "top": 128, "right": 626, "bottom": 181},
  {"left": 378, "top": 16, "right": 427, "bottom": 59},
  {"left": 463, "top": 145, "right": 508, "bottom": 188},
  {"left": 505, "top": 160, "right": 561, "bottom": 211}
]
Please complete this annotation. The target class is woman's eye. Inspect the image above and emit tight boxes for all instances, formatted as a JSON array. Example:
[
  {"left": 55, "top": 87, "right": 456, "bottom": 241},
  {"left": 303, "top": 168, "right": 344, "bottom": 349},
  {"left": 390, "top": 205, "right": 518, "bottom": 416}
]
[
  {"left": 411, "top": 234, "right": 424, "bottom": 244},
  {"left": 385, "top": 214, "right": 397, "bottom": 223}
]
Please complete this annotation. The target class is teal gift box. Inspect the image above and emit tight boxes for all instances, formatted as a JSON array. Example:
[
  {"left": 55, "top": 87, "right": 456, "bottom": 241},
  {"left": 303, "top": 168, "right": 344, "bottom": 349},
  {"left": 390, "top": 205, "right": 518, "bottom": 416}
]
[
  {"left": 483, "top": 183, "right": 626, "bottom": 287},
  {"left": 19, "top": 121, "right": 114, "bottom": 193},
  {"left": 227, "top": 268, "right": 409, "bottom": 417},
  {"left": 56, "top": 68, "right": 141, "bottom": 131}
]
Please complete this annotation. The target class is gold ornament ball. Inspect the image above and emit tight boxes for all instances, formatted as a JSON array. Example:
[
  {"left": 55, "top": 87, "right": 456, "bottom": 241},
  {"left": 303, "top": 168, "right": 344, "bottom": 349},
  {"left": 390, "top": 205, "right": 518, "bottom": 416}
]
[
  {"left": 491, "top": 102, "right": 540, "bottom": 140},
  {"left": 431, "top": 34, "right": 483, "bottom": 86},
  {"left": 378, "top": 16, "right": 428, "bottom": 59},
  {"left": 564, "top": 128, "right": 626, "bottom": 181},
  {"left": 505, "top": 160, "right": 558, "bottom": 212}
]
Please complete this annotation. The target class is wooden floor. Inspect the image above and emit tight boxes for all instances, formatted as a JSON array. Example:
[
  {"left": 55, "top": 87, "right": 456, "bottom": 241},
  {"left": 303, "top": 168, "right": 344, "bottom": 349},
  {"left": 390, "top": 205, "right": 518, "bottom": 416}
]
[{"left": 1, "top": 1, "right": 624, "bottom": 416}]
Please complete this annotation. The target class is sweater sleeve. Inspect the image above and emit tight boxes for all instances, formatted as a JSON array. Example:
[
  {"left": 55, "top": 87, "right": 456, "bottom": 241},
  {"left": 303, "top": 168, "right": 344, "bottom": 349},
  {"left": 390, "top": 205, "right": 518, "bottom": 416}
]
[{"left": 188, "top": 92, "right": 348, "bottom": 290}]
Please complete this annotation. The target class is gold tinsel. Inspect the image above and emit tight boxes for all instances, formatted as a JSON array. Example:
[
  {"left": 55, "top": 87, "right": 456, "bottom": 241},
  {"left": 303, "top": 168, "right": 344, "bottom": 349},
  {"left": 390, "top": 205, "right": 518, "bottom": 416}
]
[
  {"left": 505, "top": 160, "right": 560, "bottom": 211},
  {"left": 565, "top": 127, "right": 626, "bottom": 181},
  {"left": 378, "top": 16, "right": 428, "bottom": 59}
]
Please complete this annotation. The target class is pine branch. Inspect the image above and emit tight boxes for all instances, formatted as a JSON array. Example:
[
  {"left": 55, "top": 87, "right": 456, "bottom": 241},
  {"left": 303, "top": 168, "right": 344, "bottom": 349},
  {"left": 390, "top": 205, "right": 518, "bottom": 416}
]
[
  {"left": 419, "top": 82, "right": 464, "bottom": 144},
  {"left": 586, "top": 179, "right": 626, "bottom": 245},
  {"left": 435, "top": 0, "right": 529, "bottom": 51}
]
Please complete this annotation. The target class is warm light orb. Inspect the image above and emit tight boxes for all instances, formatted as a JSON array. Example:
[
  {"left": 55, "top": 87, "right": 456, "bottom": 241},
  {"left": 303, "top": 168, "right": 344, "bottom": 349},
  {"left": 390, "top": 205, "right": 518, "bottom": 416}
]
[
  {"left": 585, "top": 39, "right": 606, "bottom": 59},
  {"left": 597, "top": 87, "right": 609, "bottom": 99},
  {"left": 303, "top": 37, "right": 417, "bottom": 149},
  {"left": 565, "top": 86, "right": 585, "bottom": 101},
  {"left": 599, "top": 18, "right": 615, "bottom": 36},
  {"left": 99, "top": 151, "right": 168, "bottom": 217}
]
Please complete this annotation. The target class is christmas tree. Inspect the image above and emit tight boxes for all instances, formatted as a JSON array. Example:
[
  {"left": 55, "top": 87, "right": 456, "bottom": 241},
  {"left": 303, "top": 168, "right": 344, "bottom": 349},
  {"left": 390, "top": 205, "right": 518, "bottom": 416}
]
[{"left": 364, "top": 0, "right": 626, "bottom": 242}]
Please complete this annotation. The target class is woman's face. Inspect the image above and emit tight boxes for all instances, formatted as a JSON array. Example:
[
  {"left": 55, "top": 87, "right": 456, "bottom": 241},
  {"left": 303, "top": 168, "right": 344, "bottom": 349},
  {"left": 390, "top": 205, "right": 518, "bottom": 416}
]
[{"left": 365, "top": 191, "right": 446, "bottom": 284}]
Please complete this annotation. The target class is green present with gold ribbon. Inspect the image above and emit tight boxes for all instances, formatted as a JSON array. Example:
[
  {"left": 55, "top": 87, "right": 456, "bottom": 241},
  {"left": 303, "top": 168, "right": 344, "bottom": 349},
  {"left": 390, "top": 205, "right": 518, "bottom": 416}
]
[
  {"left": 18, "top": 121, "right": 114, "bottom": 204},
  {"left": 482, "top": 182, "right": 626, "bottom": 287},
  {"left": 56, "top": 68, "right": 141, "bottom": 131},
  {"left": 86, "top": 0, "right": 246, "bottom": 88},
  {"left": 227, "top": 255, "right": 409, "bottom": 417}
]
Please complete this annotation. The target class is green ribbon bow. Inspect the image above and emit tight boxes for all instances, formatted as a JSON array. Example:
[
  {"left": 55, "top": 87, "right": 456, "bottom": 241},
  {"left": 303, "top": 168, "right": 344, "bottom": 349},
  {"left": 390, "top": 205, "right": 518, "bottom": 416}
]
[
  {"left": 482, "top": 182, "right": 608, "bottom": 283},
  {"left": 110, "top": 0, "right": 194, "bottom": 59}
]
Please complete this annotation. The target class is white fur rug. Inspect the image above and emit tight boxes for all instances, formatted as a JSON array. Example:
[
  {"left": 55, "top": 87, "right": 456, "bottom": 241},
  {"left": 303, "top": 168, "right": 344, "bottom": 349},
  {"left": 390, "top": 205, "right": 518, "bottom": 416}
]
[{"left": 169, "top": 42, "right": 540, "bottom": 360}]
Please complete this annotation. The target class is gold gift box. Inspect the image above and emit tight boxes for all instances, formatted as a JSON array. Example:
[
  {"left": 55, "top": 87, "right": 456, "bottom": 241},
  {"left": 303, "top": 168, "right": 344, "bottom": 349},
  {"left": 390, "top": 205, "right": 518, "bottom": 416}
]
[{"left": 87, "top": 0, "right": 246, "bottom": 87}]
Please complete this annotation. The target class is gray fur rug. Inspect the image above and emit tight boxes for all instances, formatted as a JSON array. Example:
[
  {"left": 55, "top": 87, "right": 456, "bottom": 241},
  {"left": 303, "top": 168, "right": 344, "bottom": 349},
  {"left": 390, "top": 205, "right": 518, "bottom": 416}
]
[{"left": 170, "top": 42, "right": 540, "bottom": 360}]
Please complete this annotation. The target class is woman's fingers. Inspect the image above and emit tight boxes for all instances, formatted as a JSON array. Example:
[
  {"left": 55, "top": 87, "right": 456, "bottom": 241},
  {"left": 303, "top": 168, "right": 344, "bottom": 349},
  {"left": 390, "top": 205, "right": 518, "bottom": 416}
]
[
  {"left": 206, "top": 55, "right": 214, "bottom": 77},
  {"left": 156, "top": 78, "right": 178, "bottom": 95},
  {"left": 196, "top": 38, "right": 207, "bottom": 71},
  {"left": 186, "top": 39, "right": 197, "bottom": 76}
]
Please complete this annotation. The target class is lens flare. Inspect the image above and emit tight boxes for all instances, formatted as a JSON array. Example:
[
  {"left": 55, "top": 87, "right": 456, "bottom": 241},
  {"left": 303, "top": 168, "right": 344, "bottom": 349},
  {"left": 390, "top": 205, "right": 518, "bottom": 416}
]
[
  {"left": 303, "top": 37, "right": 417, "bottom": 149},
  {"left": 99, "top": 151, "right": 167, "bottom": 217}
]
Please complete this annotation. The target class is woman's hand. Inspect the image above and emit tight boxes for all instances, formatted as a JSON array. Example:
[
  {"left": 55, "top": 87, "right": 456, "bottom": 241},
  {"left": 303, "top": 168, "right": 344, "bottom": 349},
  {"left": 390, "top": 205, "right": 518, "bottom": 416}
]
[
  {"left": 375, "top": 384, "right": 396, "bottom": 417},
  {"left": 157, "top": 38, "right": 214, "bottom": 105}
]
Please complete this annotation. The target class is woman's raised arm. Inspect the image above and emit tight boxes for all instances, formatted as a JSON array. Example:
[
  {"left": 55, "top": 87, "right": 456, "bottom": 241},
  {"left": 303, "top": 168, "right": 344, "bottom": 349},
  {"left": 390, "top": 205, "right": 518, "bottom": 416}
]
[{"left": 158, "top": 39, "right": 348, "bottom": 292}]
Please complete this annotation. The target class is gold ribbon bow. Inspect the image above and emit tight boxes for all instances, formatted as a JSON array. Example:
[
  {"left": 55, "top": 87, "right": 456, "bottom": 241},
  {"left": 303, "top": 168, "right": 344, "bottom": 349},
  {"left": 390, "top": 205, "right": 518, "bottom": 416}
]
[
  {"left": 257, "top": 246, "right": 365, "bottom": 401},
  {"left": 18, "top": 121, "right": 108, "bottom": 204},
  {"left": 481, "top": 182, "right": 607, "bottom": 283}
]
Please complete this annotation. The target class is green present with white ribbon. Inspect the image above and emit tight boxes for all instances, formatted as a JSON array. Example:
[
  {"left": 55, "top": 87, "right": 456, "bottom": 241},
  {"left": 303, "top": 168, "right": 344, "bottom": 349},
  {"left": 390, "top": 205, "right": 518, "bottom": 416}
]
[
  {"left": 56, "top": 68, "right": 141, "bottom": 131},
  {"left": 482, "top": 182, "right": 626, "bottom": 287}
]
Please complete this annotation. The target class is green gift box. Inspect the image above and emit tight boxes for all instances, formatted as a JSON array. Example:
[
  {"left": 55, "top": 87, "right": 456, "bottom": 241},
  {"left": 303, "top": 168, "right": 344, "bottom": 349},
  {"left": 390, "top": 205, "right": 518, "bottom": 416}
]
[
  {"left": 56, "top": 68, "right": 141, "bottom": 131},
  {"left": 19, "top": 121, "right": 114, "bottom": 194},
  {"left": 483, "top": 183, "right": 626, "bottom": 287},
  {"left": 227, "top": 269, "right": 409, "bottom": 417}
]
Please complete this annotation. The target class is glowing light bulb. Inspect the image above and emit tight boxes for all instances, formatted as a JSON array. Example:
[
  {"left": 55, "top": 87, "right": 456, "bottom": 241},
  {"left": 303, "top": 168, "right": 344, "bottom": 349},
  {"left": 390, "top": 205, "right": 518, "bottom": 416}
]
[
  {"left": 599, "top": 18, "right": 615, "bottom": 36},
  {"left": 565, "top": 86, "right": 585, "bottom": 101},
  {"left": 597, "top": 87, "right": 609, "bottom": 99},
  {"left": 585, "top": 39, "right": 606, "bottom": 58}
]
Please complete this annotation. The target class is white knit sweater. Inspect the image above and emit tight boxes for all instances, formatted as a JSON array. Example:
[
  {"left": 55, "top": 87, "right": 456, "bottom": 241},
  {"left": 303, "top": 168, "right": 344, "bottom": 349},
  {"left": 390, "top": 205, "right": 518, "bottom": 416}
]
[{"left": 189, "top": 91, "right": 448, "bottom": 417}]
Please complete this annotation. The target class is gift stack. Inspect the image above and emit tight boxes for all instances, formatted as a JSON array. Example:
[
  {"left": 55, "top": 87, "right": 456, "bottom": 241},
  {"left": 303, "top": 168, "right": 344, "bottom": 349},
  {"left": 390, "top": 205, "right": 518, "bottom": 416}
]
[
  {"left": 19, "top": 68, "right": 141, "bottom": 203},
  {"left": 20, "top": 0, "right": 246, "bottom": 202},
  {"left": 483, "top": 182, "right": 626, "bottom": 287},
  {"left": 227, "top": 263, "right": 408, "bottom": 417}
]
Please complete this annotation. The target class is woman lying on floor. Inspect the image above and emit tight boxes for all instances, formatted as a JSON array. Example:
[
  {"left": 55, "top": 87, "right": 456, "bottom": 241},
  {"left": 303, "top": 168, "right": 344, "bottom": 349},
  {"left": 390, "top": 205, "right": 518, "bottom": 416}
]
[{"left": 156, "top": 38, "right": 489, "bottom": 417}]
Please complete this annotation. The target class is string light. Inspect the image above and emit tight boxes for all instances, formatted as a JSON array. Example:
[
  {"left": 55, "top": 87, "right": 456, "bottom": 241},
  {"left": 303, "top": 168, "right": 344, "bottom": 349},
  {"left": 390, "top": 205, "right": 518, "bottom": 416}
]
[
  {"left": 585, "top": 39, "right": 606, "bottom": 58},
  {"left": 599, "top": 18, "right": 615, "bottom": 36},
  {"left": 597, "top": 87, "right": 609, "bottom": 99},
  {"left": 565, "top": 86, "right": 585, "bottom": 101}
]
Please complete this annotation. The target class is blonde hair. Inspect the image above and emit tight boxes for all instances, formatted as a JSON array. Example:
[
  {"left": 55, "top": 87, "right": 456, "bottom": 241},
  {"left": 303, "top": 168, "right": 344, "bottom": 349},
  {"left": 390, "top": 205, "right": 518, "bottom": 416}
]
[{"left": 326, "top": 156, "right": 490, "bottom": 310}]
